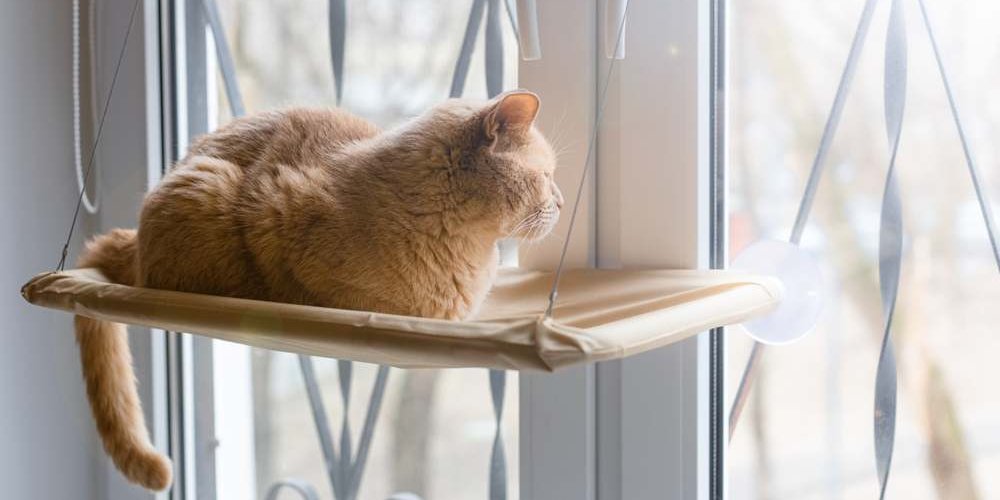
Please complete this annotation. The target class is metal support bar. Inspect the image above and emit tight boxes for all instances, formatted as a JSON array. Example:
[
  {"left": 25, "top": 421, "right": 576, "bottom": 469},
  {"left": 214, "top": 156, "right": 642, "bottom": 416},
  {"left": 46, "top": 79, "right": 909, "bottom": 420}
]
[
  {"left": 728, "top": 0, "right": 880, "bottom": 439},
  {"left": 299, "top": 356, "right": 345, "bottom": 497},
  {"left": 201, "top": 0, "right": 244, "bottom": 116}
]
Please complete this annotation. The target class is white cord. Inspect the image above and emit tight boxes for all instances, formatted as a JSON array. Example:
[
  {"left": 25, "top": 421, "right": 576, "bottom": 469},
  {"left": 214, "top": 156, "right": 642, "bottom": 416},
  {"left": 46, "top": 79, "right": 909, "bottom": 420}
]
[{"left": 73, "top": 0, "right": 100, "bottom": 214}]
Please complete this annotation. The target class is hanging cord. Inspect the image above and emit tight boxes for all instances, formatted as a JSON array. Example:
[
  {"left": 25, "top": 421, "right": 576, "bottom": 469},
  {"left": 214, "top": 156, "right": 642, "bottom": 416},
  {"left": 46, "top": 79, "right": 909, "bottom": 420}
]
[
  {"left": 73, "top": 0, "right": 100, "bottom": 215},
  {"left": 543, "top": 0, "right": 631, "bottom": 318},
  {"left": 57, "top": 0, "right": 141, "bottom": 271}
]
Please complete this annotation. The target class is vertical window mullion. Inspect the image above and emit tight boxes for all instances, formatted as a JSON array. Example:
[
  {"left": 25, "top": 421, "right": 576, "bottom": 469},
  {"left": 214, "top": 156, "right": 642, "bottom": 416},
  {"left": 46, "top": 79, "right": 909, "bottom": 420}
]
[
  {"left": 517, "top": 0, "right": 599, "bottom": 499},
  {"left": 594, "top": 0, "right": 714, "bottom": 498}
]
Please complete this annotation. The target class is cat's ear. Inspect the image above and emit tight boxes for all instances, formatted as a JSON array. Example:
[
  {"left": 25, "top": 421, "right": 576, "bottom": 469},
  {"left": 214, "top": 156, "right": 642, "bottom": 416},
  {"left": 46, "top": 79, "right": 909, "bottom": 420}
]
[{"left": 482, "top": 90, "right": 540, "bottom": 143}]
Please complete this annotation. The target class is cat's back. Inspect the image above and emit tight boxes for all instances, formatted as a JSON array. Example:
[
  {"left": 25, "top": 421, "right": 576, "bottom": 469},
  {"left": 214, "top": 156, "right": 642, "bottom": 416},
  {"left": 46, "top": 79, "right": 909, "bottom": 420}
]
[
  {"left": 138, "top": 107, "right": 378, "bottom": 296},
  {"left": 187, "top": 107, "right": 380, "bottom": 168}
]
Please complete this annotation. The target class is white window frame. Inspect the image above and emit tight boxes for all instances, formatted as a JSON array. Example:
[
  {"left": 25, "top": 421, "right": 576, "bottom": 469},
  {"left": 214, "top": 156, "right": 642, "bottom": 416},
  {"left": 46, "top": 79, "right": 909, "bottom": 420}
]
[
  {"left": 82, "top": 1, "right": 170, "bottom": 499},
  {"left": 95, "top": 0, "right": 725, "bottom": 498},
  {"left": 518, "top": 1, "right": 723, "bottom": 499},
  {"left": 91, "top": 1, "right": 227, "bottom": 498}
]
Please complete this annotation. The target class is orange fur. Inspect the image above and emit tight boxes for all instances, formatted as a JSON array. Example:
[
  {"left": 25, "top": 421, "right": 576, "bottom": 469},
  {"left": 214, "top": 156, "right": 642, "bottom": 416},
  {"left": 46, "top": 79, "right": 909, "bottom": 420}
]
[
  {"left": 76, "top": 230, "right": 171, "bottom": 491},
  {"left": 74, "top": 91, "right": 561, "bottom": 490}
]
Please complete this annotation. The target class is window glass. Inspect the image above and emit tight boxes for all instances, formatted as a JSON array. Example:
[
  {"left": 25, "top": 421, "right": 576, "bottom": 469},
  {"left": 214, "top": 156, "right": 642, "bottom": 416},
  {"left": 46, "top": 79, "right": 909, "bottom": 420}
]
[
  {"left": 201, "top": 1, "right": 520, "bottom": 498},
  {"left": 727, "top": 1, "right": 1000, "bottom": 498}
]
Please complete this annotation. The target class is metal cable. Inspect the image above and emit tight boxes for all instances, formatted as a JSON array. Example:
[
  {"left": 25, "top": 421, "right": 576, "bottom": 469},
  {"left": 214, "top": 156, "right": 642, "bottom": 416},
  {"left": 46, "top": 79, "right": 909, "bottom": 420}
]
[
  {"left": 57, "top": 0, "right": 141, "bottom": 271},
  {"left": 543, "top": 0, "right": 632, "bottom": 318}
]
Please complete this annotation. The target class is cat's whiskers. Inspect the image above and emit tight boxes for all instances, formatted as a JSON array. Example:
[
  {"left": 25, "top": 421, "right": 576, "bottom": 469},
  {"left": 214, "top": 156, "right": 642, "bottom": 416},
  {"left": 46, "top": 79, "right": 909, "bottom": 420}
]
[
  {"left": 511, "top": 202, "right": 562, "bottom": 243},
  {"left": 510, "top": 211, "right": 541, "bottom": 236},
  {"left": 546, "top": 112, "right": 580, "bottom": 164},
  {"left": 548, "top": 108, "right": 571, "bottom": 154}
]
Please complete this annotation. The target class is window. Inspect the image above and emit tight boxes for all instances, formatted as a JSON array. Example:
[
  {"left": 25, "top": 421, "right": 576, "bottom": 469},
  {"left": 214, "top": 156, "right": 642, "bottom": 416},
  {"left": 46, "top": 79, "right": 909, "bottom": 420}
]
[
  {"left": 78, "top": 0, "right": 1000, "bottom": 498},
  {"left": 726, "top": 0, "right": 1000, "bottom": 498},
  {"left": 173, "top": 1, "right": 521, "bottom": 499},
  {"left": 153, "top": 0, "right": 719, "bottom": 499}
]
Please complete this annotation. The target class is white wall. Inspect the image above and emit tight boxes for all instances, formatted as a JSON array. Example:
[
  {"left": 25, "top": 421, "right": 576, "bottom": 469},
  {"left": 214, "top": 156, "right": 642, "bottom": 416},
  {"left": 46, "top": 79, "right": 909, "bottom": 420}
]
[{"left": 0, "top": 0, "right": 101, "bottom": 498}]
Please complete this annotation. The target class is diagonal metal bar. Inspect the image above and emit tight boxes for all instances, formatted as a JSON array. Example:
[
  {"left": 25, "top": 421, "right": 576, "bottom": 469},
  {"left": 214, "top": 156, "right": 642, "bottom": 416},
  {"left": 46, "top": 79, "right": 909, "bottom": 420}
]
[
  {"left": 347, "top": 365, "right": 391, "bottom": 500},
  {"left": 451, "top": 0, "right": 487, "bottom": 98},
  {"left": 299, "top": 356, "right": 345, "bottom": 498},
  {"left": 299, "top": 358, "right": 393, "bottom": 500},
  {"left": 202, "top": 0, "right": 245, "bottom": 116},
  {"left": 873, "top": 1, "right": 907, "bottom": 496},
  {"left": 202, "top": 3, "right": 399, "bottom": 499},
  {"left": 787, "top": 0, "right": 882, "bottom": 247},
  {"left": 204, "top": 6, "right": 351, "bottom": 497},
  {"left": 916, "top": 0, "right": 1000, "bottom": 272},
  {"left": 485, "top": 0, "right": 504, "bottom": 98},
  {"left": 728, "top": 0, "right": 882, "bottom": 439},
  {"left": 727, "top": 342, "right": 763, "bottom": 440}
]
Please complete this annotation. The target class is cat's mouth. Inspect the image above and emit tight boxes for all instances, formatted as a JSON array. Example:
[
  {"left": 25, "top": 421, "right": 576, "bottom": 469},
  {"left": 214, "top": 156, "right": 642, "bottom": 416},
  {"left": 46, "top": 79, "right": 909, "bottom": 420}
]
[{"left": 509, "top": 204, "right": 560, "bottom": 242}]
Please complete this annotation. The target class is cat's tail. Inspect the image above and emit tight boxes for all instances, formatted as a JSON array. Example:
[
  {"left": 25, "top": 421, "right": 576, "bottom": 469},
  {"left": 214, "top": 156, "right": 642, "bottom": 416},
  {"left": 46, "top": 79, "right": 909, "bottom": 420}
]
[{"left": 75, "top": 229, "right": 173, "bottom": 491}]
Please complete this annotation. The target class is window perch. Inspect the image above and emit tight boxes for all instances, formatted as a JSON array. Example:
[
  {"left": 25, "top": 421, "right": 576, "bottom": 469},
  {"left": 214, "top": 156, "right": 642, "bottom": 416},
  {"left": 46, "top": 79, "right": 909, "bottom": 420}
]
[
  {"left": 31, "top": 0, "right": 801, "bottom": 497},
  {"left": 21, "top": 267, "right": 782, "bottom": 371}
]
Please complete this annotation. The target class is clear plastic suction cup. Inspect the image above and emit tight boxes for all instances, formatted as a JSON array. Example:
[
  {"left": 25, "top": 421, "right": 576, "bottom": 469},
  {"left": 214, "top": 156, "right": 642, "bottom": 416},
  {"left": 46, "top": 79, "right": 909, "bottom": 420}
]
[{"left": 731, "top": 239, "right": 825, "bottom": 345}]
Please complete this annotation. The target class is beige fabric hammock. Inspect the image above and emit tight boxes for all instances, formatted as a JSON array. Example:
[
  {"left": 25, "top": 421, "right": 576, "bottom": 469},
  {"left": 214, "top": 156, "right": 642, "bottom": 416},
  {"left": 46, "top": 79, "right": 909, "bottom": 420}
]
[{"left": 21, "top": 267, "right": 782, "bottom": 372}]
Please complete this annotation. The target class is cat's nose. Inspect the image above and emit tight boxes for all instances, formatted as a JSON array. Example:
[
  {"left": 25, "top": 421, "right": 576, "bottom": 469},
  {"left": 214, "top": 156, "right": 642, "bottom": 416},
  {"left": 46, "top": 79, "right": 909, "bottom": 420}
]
[{"left": 553, "top": 185, "right": 564, "bottom": 209}]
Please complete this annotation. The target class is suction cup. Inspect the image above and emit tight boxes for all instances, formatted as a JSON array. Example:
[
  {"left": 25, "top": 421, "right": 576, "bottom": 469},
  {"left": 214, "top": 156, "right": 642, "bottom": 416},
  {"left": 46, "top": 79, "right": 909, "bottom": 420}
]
[{"left": 731, "top": 239, "right": 825, "bottom": 345}]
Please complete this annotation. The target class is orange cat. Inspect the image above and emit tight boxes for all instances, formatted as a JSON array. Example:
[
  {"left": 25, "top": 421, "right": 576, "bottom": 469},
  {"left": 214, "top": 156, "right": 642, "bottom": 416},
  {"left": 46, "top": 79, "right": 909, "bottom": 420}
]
[{"left": 75, "top": 91, "right": 562, "bottom": 490}]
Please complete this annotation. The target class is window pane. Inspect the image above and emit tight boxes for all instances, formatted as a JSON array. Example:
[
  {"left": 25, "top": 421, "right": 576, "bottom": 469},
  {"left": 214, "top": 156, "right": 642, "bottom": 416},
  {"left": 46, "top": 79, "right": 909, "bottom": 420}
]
[
  {"left": 727, "top": 0, "right": 1000, "bottom": 498},
  {"left": 237, "top": 354, "right": 519, "bottom": 500},
  {"left": 200, "top": 1, "right": 520, "bottom": 498}
]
